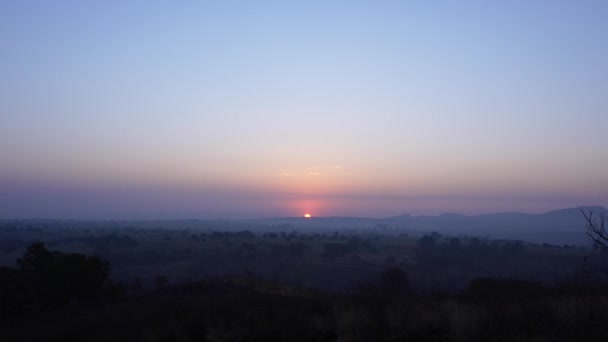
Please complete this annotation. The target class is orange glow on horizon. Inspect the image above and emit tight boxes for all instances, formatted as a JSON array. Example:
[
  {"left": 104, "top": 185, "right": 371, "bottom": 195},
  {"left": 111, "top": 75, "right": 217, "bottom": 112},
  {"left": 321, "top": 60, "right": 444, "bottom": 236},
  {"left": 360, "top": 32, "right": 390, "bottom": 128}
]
[{"left": 304, "top": 213, "right": 311, "bottom": 218}]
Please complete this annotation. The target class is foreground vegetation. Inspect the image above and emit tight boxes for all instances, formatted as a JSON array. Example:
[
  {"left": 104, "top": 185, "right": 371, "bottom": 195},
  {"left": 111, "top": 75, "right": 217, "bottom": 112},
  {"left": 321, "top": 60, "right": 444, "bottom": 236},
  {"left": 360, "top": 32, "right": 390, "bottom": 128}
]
[
  {"left": 7, "top": 280, "right": 608, "bottom": 341},
  {"left": 2, "top": 241, "right": 608, "bottom": 341},
  {"left": 2, "top": 218, "right": 607, "bottom": 341}
]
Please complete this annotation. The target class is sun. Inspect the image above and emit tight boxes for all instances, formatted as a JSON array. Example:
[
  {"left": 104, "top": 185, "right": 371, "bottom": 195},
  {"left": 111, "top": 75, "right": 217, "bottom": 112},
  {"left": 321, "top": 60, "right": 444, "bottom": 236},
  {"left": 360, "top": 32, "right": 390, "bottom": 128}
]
[{"left": 304, "top": 213, "right": 311, "bottom": 218}]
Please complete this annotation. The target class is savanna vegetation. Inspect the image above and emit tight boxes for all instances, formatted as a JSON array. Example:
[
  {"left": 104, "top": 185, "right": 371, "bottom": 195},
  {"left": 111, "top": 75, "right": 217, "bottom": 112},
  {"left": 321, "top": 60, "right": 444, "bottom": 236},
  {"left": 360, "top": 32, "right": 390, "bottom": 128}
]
[{"left": 1, "top": 217, "right": 608, "bottom": 341}]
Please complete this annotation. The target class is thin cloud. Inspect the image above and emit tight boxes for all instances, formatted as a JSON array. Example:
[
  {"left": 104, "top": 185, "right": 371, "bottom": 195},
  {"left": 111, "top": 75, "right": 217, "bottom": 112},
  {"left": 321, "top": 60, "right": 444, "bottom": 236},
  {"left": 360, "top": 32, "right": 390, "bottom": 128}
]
[
  {"left": 308, "top": 172, "right": 321, "bottom": 176},
  {"left": 280, "top": 173, "right": 289, "bottom": 177},
  {"left": 305, "top": 166, "right": 321, "bottom": 170},
  {"left": 330, "top": 165, "right": 344, "bottom": 169}
]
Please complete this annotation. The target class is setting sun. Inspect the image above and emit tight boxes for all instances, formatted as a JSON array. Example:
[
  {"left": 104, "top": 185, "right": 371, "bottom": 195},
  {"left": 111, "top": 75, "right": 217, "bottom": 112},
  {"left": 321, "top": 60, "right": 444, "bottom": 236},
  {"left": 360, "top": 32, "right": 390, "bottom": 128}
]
[{"left": 304, "top": 213, "right": 311, "bottom": 218}]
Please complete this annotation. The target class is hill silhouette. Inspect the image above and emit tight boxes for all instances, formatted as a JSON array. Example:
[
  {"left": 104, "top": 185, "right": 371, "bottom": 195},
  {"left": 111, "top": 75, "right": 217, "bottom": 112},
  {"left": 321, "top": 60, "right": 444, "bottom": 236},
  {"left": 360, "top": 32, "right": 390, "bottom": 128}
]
[{"left": 249, "top": 206, "right": 607, "bottom": 246}]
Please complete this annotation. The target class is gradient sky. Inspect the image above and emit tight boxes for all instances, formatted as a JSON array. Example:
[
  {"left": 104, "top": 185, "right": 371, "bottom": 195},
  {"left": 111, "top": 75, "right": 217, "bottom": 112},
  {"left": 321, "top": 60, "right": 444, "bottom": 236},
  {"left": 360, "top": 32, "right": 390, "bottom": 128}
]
[{"left": 1, "top": 1, "right": 607, "bottom": 219}]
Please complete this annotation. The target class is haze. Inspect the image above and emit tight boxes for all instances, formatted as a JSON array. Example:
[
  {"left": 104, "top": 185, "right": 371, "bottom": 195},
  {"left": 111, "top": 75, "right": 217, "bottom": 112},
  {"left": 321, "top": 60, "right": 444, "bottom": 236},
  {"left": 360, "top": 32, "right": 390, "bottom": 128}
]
[{"left": 1, "top": 1, "right": 607, "bottom": 219}]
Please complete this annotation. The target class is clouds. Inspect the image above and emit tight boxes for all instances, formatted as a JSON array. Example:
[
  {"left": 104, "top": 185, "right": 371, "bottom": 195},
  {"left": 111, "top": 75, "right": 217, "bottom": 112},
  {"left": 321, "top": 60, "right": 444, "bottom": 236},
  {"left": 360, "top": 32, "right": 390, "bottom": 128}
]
[
  {"left": 304, "top": 165, "right": 346, "bottom": 176},
  {"left": 276, "top": 165, "right": 345, "bottom": 178},
  {"left": 305, "top": 165, "right": 344, "bottom": 172}
]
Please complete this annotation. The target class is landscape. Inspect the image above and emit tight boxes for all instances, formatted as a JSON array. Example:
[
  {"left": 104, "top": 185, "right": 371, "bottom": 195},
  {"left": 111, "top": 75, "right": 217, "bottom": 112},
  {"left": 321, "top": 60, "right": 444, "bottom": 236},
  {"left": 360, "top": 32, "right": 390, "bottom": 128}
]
[
  {"left": 1, "top": 1, "right": 608, "bottom": 341},
  {"left": 2, "top": 207, "right": 608, "bottom": 341}
]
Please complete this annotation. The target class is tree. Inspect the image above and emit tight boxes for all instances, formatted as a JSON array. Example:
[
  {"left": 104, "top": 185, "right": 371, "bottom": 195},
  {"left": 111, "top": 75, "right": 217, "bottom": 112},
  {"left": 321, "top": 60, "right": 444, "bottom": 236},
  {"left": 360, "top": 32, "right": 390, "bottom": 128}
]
[
  {"left": 417, "top": 234, "right": 436, "bottom": 248},
  {"left": 17, "top": 243, "right": 110, "bottom": 306},
  {"left": 580, "top": 208, "right": 608, "bottom": 251}
]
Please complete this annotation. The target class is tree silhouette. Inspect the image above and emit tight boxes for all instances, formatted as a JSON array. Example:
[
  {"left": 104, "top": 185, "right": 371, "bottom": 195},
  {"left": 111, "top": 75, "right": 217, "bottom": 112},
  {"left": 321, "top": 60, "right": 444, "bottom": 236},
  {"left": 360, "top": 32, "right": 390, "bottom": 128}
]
[
  {"left": 17, "top": 243, "right": 110, "bottom": 307},
  {"left": 417, "top": 234, "right": 436, "bottom": 248},
  {"left": 580, "top": 208, "right": 608, "bottom": 251}
]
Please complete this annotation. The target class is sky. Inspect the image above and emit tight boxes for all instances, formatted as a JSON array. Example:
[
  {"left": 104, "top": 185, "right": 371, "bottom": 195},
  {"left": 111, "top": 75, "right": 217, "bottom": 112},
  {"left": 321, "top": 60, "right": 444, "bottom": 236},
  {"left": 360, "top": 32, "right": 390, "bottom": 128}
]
[{"left": 1, "top": 0, "right": 607, "bottom": 219}]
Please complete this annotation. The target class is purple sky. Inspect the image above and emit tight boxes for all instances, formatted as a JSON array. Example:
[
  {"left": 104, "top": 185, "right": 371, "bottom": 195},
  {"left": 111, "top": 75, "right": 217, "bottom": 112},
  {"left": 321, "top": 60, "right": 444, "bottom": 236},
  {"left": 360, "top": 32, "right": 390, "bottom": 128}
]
[{"left": 1, "top": 1, "right": 607, "bottom": 219}]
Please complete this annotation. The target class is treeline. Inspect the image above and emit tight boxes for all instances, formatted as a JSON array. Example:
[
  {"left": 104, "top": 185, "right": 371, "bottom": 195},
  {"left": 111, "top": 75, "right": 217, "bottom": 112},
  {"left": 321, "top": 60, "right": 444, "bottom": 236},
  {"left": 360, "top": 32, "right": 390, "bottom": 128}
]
[{"left": 415, "top": 232, "right": 527, "bottom": 267}]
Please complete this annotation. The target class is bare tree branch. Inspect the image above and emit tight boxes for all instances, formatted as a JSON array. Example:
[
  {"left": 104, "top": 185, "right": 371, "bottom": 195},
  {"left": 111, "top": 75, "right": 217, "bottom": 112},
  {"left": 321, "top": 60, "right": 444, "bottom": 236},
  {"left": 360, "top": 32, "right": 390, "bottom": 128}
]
[{"left": 580, "top": 207, "right": 608, "bottom": 251}]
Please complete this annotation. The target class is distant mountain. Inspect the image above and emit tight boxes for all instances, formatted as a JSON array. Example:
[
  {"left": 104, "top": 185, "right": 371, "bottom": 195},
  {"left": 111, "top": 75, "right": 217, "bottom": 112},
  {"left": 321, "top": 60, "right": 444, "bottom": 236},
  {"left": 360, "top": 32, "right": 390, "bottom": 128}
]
[
  {"left": 384, "top": 206, "right": 607, "bottom": 245},
  {"left": 250, "top": 206, "right": 607, "bottom": 246}
]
